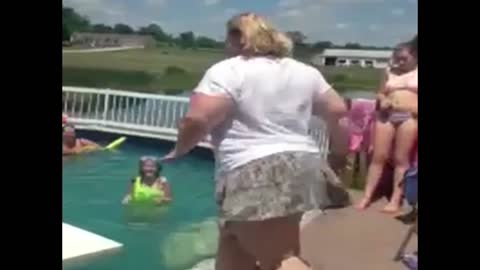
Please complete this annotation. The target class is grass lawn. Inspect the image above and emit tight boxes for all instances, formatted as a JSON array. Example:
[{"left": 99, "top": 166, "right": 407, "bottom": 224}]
[{"left": 63, "top": 47, "right": 382, "bottom": 94}]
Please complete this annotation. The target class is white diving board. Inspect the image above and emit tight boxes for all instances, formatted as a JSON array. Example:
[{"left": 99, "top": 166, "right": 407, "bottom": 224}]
[{"left": 63, "top": 223, "right": 122, "bottom": 266}]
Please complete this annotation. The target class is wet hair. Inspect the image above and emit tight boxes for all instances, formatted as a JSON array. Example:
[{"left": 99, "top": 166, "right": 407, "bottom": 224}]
[
  {"left": 409, "top": 35, "right": 417, "bottom": 55},
  {"left": 226, "top": 12, "right": 293, "bottom": 57},
  {"left": 138, "top": 156, "right": 162, "bottom": 178},
  {"left": 63, "top": 123, "right": 76, "bottom": 134},
  {"left": 394, "top": 38, "right": 417, "bottom": 59}
]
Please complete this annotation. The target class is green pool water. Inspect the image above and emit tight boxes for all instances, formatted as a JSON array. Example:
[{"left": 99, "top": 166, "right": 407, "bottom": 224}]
[{"left": 63, "top": 138, "right": 216, "bottom": 270}]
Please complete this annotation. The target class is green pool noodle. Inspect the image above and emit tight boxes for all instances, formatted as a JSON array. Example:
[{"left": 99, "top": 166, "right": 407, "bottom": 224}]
[{"left": 104, "top": 136, "right": 127, "bottom": 150}]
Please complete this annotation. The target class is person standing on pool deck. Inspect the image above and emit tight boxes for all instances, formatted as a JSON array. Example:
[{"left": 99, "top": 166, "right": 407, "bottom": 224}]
[
  {"left": 161, "top": 12, "right": 349, "bottom": 270},
  {"left": 355, "top": 38, "right": 418, "bottom": 213}
]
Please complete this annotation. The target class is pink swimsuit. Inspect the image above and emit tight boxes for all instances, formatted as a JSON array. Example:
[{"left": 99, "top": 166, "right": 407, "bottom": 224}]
[{"left": 343, "top": 99, "right": 376, "bottom": 153}]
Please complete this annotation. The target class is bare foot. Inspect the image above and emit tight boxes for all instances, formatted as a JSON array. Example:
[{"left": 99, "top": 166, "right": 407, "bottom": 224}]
[
  {"left": 355, "top": 197, "right": 371, "bottom": 210},
  {"left": 380, "top": 204, "right": 401, "bottom": 214},
  {"left": 280, "top": 256, "right": 311, "bottom": 270}
]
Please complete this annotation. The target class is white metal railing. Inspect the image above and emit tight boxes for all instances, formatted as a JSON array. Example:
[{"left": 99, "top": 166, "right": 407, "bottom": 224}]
[
  {"left": 63, "top": 86, "right": 193, "bottom": 143},
  {"left": 62, "top": 86, "right": 330, "bottom": 156}
]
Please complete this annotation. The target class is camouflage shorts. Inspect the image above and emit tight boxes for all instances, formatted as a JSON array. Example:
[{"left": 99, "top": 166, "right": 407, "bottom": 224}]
[{"left": 215, "top": 151, "right": 350, "bottom": 223}]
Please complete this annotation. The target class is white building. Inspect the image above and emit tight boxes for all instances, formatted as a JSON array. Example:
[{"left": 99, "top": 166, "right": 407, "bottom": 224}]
[{"left": 311, "top": 49, "right": 392, "bottom": 69}]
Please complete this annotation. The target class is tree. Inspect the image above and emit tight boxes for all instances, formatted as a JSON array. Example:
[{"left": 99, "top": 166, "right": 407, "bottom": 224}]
[
  {"left": 312, "top": 41, "right": 333, "bottom": 52},
  {"left": 285, "top": 31, "right": 307, "bottom": 45},
  {"left": 63, "top": 23, "right": 71, "bottom": 41},
  {"left": 61, "top": 6, "right": 227, "bottom": 50},
  {"left": 196, "top": 36, "right": 218, "bottom": 48},
  {"left": 166, "top": 34, "right": 176, "bottom": 46},
  {"left": 344, "top": 42, "right": 362, "bottom": 49},
  {"left": 113, "top": 23, "right": 134, "bottom": 34},
  {"left": 178, "top": 31, "right": 196, "bottom": 48},
  {"left": 138, "top": 24, "right": 169, "bottom": 42},
  {"left": 92, "top": 24, "right": 113, "bottom": 33},
  {"left": 62, "top": 6, "right": 91, "bottom": 36}
]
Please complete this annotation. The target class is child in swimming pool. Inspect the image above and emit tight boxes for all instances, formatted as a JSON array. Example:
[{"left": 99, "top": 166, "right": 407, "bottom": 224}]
[{"left": 122, "top": 156, "right": 172, "bottom": 205}]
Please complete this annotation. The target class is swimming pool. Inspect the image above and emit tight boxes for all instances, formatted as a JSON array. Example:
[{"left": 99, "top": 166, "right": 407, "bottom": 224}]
[{"left": 63, "top": 132, "right": 217, "bottom": 270}]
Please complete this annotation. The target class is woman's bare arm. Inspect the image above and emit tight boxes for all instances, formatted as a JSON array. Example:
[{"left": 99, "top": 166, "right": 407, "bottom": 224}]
[
  {"left": 377, "top": 70, "right": 391, "bottom": 109},
  {"left": 410, "top": 98, "right": 418, "bottom": 116},
  {"left": 121, "top": 180, "right": 133, "bottom": 205},
  {"left": 377, "top": 70, "right": 389, "bottom": 96},
  {"left": 312, "top": 89, "right": 348, "bottom": 156},
  {"left": 80, "top": 139, "right": 101, "bottom": 149},
  {"left": 173, "top": 93, "right": 233, "bottom": 156},
  {"left": 156, "top": 178, "right": 172, "bottom": 202}
]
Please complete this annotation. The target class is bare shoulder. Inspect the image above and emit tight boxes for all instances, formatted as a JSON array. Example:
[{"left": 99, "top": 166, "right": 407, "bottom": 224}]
[
  {"left": 153, "top": 177, "right": 167, "bottom": 185},
  {"left": 80, "top": 138, "right": 99, "bottom": 147},
  {"left": 159, "top": 176, "right": 168, "bottom": 183}
]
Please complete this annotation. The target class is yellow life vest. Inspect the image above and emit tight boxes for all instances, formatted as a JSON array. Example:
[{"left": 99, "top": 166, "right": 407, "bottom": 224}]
[{"left": 132, "top": 176, "right": 165, "bottom": 203}]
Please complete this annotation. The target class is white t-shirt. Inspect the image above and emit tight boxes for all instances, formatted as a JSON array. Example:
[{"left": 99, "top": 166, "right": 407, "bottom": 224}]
[{"left": 193, "top": 56, "right": 332, "bottom": 174}]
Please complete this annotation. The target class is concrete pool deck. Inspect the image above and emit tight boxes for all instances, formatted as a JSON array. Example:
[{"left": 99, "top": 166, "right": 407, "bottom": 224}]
[
  {"left": 300, "top": 190, "right": 417, "bottom": 270},
  {"left": 62, "top": 223, "right": 122, "bottom": 266},
  {"left": 190, "top": 190, "right": 417, "bottom": 270}
]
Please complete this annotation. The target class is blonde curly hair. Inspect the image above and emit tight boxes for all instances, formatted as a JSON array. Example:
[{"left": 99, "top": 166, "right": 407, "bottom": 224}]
[{"left": 226, "top": 12, "right": 293, "bottom": 58}]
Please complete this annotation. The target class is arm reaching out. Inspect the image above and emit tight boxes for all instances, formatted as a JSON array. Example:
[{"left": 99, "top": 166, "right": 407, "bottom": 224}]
[
  {"left": 377, "top": 70, "right": 391, "bottom": 110},
  {"left": 153, "top": 177, "right": 172, "bottom": 204},
  {"left": 311, "top": 69, "right": 348, "bottom": 157},
  {"left": 121, "top": 179, "right": 134, "bottom": 205},
  {"left": 163, "top": 62, "right": 236, "bottom": 161},
  {"left": 76, "top": 139, "right": 102, "bottom": 153},
  {"left": 80, "top": 139, "right": 101, "bottom": 149},
  {"left": 159, "top": 177, "right": 172, "bottom": 202}
]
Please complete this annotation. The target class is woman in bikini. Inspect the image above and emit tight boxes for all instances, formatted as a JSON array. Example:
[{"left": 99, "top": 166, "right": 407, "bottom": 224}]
[{"left": 356, "top": 39, "right": 418, "bottom": 213}]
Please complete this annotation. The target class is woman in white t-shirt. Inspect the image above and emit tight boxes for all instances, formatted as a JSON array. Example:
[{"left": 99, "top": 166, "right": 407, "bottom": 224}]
[{"left": 162, "top": 12, "right": 348, "bottom": 270}]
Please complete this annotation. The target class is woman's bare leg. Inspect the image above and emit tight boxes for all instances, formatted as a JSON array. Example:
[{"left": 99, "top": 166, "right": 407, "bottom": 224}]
[
  {"left": 229, "top": 214, "right": 306, "bottom": 270},
  {"left": 216, "top": 224, "right": 258, "bottom": 270},
  {"left": 382, "top": 118, "right": 417, "bottom": 213},
  {"left": 356, "top": 120, "right": 395, "bottom": 209}
]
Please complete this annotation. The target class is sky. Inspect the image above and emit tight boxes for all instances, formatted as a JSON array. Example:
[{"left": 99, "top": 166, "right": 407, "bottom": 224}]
[{"left": 63, "top": 0, "right": 417, "bottom": 47}]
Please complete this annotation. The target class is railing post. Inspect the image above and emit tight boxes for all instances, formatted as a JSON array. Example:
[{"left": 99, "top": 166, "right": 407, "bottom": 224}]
[{"left": 103, "top": 89, "right": 110, "bottom": 125}]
